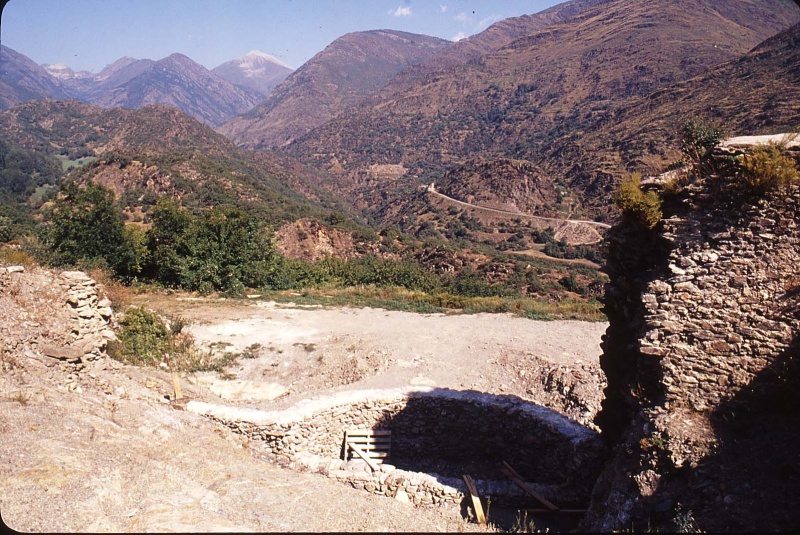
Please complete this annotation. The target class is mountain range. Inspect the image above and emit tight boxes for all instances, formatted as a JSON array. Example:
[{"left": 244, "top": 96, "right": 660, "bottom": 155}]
[
  {"left": 274, "top": 0, "right": 799, "bottom": 223},
  {"left": 0, "top": 47, "right": 293, "bottom": 126},
  {"left": 217, "top": 30, "right": 452, "bottom": 148},
  {"left": 1, "top": 0, "right": 799, "bottom": 231}
]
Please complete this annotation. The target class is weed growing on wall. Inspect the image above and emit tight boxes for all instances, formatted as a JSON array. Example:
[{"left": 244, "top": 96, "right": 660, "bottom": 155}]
[
  {"left": 738, "top": 141, "right": 798, "bottom": 193},
  {"left": 614, "top": 173, "right": 662, "bottom": 229}
]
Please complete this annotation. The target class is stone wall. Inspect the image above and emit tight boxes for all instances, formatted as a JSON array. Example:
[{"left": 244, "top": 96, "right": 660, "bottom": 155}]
[
  {"left": 58, "top": 270, "right": 116, "bottom": 362},
  {"left": 188, "top": 387, "right": 605, "bottom": 509},
  {"left": 585, "top": 139, "right": 800, "bottom": 531},
  {"left": 0, "top": 266, "right": 115, "bottom": 368}
]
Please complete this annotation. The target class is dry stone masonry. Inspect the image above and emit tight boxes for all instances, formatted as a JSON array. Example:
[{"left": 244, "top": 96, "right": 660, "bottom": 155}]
[
  {"left": 188, "top": 387, "right": 605, "bottom": 509},
  {"left": 57, "top": 270, "right": 116, "bottom": 362},
  {"left": 0, "top": 266, "right": 116, "bottom": 368},
  {"left": 585, "top": 137, "right": 800, "bottom": 532}
]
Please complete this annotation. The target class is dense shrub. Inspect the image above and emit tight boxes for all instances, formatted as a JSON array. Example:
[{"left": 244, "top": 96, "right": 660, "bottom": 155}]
[
  {"left": 108, "top": 306, "right": 235, "bottom": 372},
  {"left": 680, "top": 117, "right": 725, "bottom": 164},
  {"left": 144, "top": 199, "right": 282, "bottom": 293},
  {"left": 739, "top": 142, "right": 798, "bottom": 193},
  {"left": 108, "top": 306, "right": 171, "bottom": 367},
  {"left": 615, "top": 173, "right": 662, "bottom": 229}
]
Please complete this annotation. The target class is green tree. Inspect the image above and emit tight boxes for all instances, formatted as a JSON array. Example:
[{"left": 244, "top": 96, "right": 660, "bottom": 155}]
[
  {"left": 144, "top": 200, "right": 283, "bottom": 293},
  {"left": 42, "top": 182, "right": 131, "bottom": 271},
  {"left": 145, "top": 198, "right": 194, "bottom": 287}
]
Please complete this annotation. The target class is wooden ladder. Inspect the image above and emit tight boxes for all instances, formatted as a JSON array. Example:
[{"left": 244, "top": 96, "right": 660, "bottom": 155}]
[{"left": 344, "top": 429, "right": 391, "bottom": 471}]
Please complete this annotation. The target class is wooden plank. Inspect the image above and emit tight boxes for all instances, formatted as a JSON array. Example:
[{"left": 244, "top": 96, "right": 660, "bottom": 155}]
[
  {"left": 501, "top": 461, "right": 559, "bottom": 511},
  {"left": 521, "top": 509, "right": 587, "bottom": 515},
  {"left": 171, "top": 371, "right": 182, "bottom": 400},
  {"left": 348, "top": 443, "right": 379, "bottom": 472},
  {"left": 346, "top": 441, "right": 391, "bottom": 447},
  {"left": 357, "top": 452, "right": 389, "bottom": 459},
  {"left": 346, "top": 429, "right": 392, "bottom": 436},
  {"left": 462, "top": 475, "right": 486, "bottom": 524}
]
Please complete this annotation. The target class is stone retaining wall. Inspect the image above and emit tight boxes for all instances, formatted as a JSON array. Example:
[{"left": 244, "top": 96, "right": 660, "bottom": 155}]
[
  {"left": 639, "top": 183, "right": 800, "bottom": 413},
  {"left": 188, "top": 387, "right": 604, "bottom": 508}
]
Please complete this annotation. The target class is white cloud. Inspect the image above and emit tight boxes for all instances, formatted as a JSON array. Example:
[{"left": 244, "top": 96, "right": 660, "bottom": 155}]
[
  {"left": 454, "top": 12, "right": 470, "bottom": 23},
  {"left": 477, "top": 14, "right": 503, "bottom": 31},
  {"left": 389, "top": 6, "right": 412, "bottom": 17},
  {"left": 439, "top": 5, "right": 447, "bottom": 13},
  {"left": 452, "top": 31, "right": 467, "bottom": 42}
]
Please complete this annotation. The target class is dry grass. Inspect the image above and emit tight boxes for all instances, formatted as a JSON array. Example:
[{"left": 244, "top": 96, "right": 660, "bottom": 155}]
[
  {"left": 0, "top": 248, "right": 38, "bottom": 268},
  {"left": 87, "top": 267, "right": 133, "bottom": 311}
]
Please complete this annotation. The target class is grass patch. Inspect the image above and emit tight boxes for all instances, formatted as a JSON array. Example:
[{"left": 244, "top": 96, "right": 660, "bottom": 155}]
[
  {"left": 56, "top": 155, "right": 98, "bottom": 172},
  {"left": 0, "top": 248, "right": 38, "bottom": 268},
  {"left": 107, "top": 306, "right": 247, "bottom": 373}
]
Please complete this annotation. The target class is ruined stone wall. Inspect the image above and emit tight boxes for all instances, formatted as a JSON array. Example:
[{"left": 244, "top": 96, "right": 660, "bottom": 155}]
[
  {"left": 640, "top": 185, "right": 800, "bottom": 413},
  {"left": 585, "top": 141, "right": 800, "bottom": 531},
  {"left": 0, "top": 266, "right": 115, "bottom": 368}
]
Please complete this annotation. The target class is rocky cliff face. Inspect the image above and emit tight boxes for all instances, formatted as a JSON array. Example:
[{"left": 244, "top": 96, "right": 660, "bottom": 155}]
[{"left": 584, "top": 139, "right": 800, "bottom": 531}]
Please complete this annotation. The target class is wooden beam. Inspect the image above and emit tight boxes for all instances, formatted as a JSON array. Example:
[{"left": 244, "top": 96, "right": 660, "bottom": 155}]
[
  {"left": 462, "top": 474, "right": 486, "bottom": 524},
  {"left": 346, "top": 429, "right": 392, "bottom": 436},
  {"left": 521, "top": 509, "right": 587, "bottom": 515},
  {"left": 348, "top": 442, "right": 379, "bottom": 472},
  {"left": 501, "top": 461, "right": 559, "bottom": 511},
  {"left": 171, "top": 371, "right": 182, "bottom": 400}
]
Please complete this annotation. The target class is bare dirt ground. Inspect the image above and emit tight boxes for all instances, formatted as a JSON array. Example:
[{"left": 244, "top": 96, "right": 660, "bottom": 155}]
[{"left": 1, "top": 270, "right": 607, "bottom": 532}]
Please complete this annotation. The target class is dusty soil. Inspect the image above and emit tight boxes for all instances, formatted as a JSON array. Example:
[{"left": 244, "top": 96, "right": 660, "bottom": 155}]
[{"left": 1, "top": 269, "right": 607, "bottom": 532}]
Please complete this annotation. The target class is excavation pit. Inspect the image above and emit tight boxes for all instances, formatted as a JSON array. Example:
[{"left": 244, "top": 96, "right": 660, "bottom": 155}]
[{"left": 188, "top": 387, "right": 605, "bottom": 509}]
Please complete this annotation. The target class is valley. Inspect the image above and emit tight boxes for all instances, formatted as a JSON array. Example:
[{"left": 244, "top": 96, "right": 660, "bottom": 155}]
[{"left": 1, "top": 0, "right": 800, "bottom": 531}]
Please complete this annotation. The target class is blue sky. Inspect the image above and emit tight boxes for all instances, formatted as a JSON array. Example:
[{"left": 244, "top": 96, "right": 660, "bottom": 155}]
[{"left": 1, "top": 0, "right": 562, "bottom": 72}]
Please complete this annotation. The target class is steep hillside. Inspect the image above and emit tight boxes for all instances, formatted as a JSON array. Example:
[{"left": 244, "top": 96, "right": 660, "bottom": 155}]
[
  {"left": 369, "top": 0, "right": 610, "bottom": 103},
  {"left": 218, "top": 30, "right": 451, "bottom": 149},
  {"left": 434, "top": 158, "right": 562, "bottom": 217},
  {"left": 212, "top": 50, "right": 293, "bottom": 97},
  {"left": 0, "top": 100, "right": 346, "bottom": 226},
  {"left": 0, "top": 45, "right": 71, "bottom": 109},
  {"left": 557, "top": 21, "right": 800, "bottom": 210},
  {"left": 282, "top": 0, "right": 799, "bottom": 221}
]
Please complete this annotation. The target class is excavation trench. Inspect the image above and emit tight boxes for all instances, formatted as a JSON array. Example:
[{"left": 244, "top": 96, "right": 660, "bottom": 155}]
[{"left": 187, "top": 387, "right": 606, "bottom": 512}]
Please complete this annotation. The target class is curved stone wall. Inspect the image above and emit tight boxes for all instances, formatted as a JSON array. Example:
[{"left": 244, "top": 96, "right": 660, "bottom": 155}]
[{"left": 188, "top": 387, "right": 605, "bottom": 508}]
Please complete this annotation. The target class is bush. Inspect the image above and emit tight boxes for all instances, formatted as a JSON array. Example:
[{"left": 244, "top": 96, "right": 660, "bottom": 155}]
[
  {"left": 108, "top": 307, "right": 171, "bottom": 367},
  {"left": 40, "top": 182, "right": 143, "bottom": 275},
  {"left": 144, "top": 199, "right": 283, "bottom": 293},
  {"left": 739, "top": 142, "right": 798, "bottom": 193},
  {"left": 680, "top": 117, "right": 725, "bottom": 164},
  {"left": 108, "top": 306, "right": 230, "bottom": 372},
  {"left": 615, "top": 173, "right": 662, "bottom": 229}
]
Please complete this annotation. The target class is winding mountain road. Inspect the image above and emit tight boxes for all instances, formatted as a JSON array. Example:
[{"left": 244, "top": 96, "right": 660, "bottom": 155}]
[{"left": 427, "top": 182, "right": 612, "bottom": 229}]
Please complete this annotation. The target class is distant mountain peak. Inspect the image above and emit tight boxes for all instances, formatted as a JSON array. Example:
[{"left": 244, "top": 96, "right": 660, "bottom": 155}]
[
  {"left": 241, "top": 50, "right": 293, "bottom": 70},
  {"left": 211, "top": 50, "right": 294, "bottom": 97},
  {"left": 42, "top": 63, "right": 75, "bottom": 79}
]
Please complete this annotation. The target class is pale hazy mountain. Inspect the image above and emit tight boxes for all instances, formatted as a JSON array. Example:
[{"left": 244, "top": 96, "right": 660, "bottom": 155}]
[{"left": 212, "top": 50, "right": 294, "bottom": 97}]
